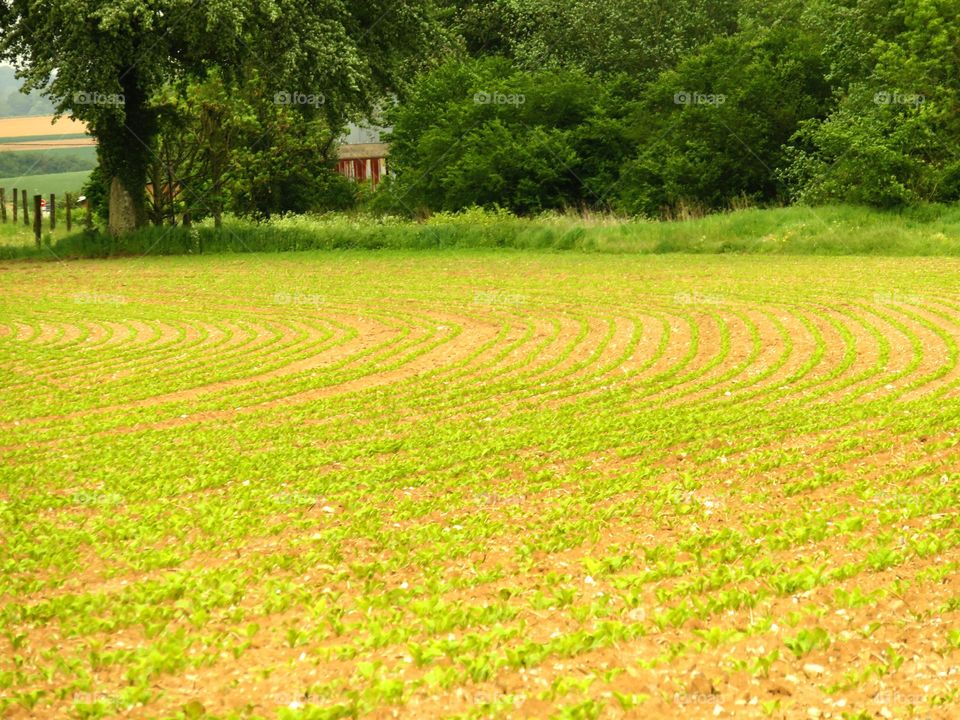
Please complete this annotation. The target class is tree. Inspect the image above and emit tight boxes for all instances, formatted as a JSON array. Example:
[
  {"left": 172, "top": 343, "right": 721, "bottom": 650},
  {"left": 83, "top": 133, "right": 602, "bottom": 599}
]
[
  {"left": 616, "top": 23, "right": 832, "bottom": 216},
  {"left": 436, "top": 0, "right": 519, "bottom": 58},
  {"left": 225, "top": 83, "right": 358, "bottom": 220},
  {"left": 0, "top": 0, "right": 439, "bottom": 234},
  {"left": 783, "top": 0, "right": 960, "bottom": 206},
  {"left": 505, "top": 0, "right": 740, "bottom": 80},
  {"left": 382, "top": 56, "right": 629, "bottom": 215},
  {"left": 148, "top": 74, "right": 252, "bottom": 229},
  {"left": 435, "top": 0, "right": 741, "bottom": 81}
]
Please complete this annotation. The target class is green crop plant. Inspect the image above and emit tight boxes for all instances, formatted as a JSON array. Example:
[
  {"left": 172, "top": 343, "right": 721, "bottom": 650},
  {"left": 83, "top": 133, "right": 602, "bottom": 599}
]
[{"left": 3, "top": 251, "right": 960, "bottom": 717}]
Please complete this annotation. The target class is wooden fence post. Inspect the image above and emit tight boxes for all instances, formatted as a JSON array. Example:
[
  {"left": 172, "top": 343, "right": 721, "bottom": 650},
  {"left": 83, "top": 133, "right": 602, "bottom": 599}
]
[
  {"left": 22, "top": 189, "right": 28, "bottom": 226},
  {"left": 0, "top": 188, "right": 5, "bottom": 223},
  {"left": 49, "top": 194, "right": 56, "bottom": 231},
  {"left": 66, "top": 193, "right": 72, "bottom": 231},
  {"left": 33, "top": 195, "right": 42, "bottom": 247},
  {"left": 12, "top": 188, "right": 18, "bottom": 224}
]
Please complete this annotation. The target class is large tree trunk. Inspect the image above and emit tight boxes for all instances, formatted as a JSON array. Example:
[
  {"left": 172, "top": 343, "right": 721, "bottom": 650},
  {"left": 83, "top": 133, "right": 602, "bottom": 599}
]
[
  {"left": 98, "top": 69, "right": 155, "bottom": 236},
  {"left": 108, "top": 176, "right": 144, "bottom": 236}
]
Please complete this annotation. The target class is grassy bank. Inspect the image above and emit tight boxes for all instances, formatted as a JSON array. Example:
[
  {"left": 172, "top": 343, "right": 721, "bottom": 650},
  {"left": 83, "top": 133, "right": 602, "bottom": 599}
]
[{"left": 2, "top": 203, "right": 960, "bottom": 260}]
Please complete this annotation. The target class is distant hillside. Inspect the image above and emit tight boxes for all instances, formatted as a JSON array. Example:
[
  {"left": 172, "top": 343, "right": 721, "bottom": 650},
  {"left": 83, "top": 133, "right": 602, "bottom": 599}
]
[
  {"left": 0, "top": 65, "right": 55, "bottom": 118},
  {"left": 0, "top": 112, "right": 97, "bottom": 178},
  {"left": 0, "top": 150, "right": 95, "bottom": 178}
]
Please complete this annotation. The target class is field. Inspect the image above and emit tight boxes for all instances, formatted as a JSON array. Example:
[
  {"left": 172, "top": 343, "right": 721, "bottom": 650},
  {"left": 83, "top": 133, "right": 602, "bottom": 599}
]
[
  {"left": 0, "top": 115, "right": 95, "bottom": 205},
  {"left": 0, "top": 115, "right": 89, "bottom": 140},
  {"left": 0, "top": 140, "right": 95, "bottom": 154},
  {"left": 2, "top": 251, "right": 960, "bottom": 719},
  {"left": 0, "top": 170, "right": 91, "bottom": 199}
]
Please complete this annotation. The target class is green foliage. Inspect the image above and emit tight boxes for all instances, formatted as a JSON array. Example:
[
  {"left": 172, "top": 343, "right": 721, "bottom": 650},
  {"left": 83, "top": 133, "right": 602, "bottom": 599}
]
[
  {"left": 616, "top": 25, "right": 832, "bottom": 215},
  {"left": 6, "top": 0, "right": 958, "bottom": 219},
  {"left": 0, "top": 151, "right": 94, "bottom": 178},
  {"left": 7, "top": 203, "right": 960, "bottom": 260},
  {"left": 411, "top": 0, "right": 960, "bottom": 215},
  {"left": 81, "top": 164, "right": 111, "bottom": 222},
  {"left": 441, "top": 0, "right": 740, "bottom": 80},
  {"left": 384, "top": 57, "right": 629, "bottom": 214},
  {"left": 437, "top": 0, "right": 519, "bottom": 58},
  {"left": 782, "top": 0, "right": 960, "bottom": 207},
  {"left": 143, "top": 72, "right": 359, "bottom": 224},
  {"left": 223, "top": 91, "right": 359, "bottom": 219},
  {"left": 0, "top": 0, "right": 441, "bottom": 229}
]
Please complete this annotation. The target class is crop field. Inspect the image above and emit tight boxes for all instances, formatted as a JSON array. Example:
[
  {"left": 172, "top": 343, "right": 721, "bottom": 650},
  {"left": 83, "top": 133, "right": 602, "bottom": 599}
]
[
  {"left": 0, "top": 115, "right": 95, "bottom": 209},
  {"left": 0, "top": 171, "right": 92, "bottom": 202},
  {"left": 0, "top": 140, "right": 96, "bottom": 154},
  {"left": 3, "top": 251, "right": 960, "bottom": 719},
  {"left": 0, "top": 116, "right": 88, "bottom": 139}
]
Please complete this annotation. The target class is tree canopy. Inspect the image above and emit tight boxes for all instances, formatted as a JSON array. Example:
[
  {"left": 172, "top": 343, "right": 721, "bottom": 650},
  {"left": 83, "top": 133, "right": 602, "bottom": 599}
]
[
  {"left": 3, "top": 0, "right": 957, "bottom": 224},
  {"left": 387, "top": 0, "right": 960, "bottom": 216},
  {"left": 0, "top": 0, "right": 439, "bottom": 232}
]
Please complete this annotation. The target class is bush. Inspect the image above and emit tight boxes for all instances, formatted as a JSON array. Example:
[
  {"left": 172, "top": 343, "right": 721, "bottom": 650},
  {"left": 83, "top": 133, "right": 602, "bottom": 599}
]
[
  {"left": 382, "top": 57, "right": 626, "bottom": 215},
  {"left": 80, "top": 164, "right": 110, "bottom": 224},
  {"left": 781, "top": 0, "right": 960, "bottom": 207},
  {"left": 615, "top": 26, "right": 832, "bottom": 217}
]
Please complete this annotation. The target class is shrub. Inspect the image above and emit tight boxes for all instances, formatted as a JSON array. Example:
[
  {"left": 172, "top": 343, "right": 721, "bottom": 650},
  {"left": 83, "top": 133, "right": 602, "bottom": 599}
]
[
  {"left": 615, "top": 26, "right": 832, "bottom": 217},
  {"left": 382, "top": 57, "right": 624, "bottom": 215}
]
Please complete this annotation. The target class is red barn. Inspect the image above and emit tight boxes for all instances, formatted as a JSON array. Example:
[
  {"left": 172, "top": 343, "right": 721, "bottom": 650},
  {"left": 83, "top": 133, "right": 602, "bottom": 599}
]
[{"left": 336, "top": 123, "right": 389, "bottom": 187}]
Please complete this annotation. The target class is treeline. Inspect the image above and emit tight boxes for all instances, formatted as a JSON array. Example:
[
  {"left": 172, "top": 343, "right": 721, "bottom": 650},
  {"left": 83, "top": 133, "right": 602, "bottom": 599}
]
[
  {"left": 0, "top": 65, "right": 55, "bottom": 118},
  {"left": 377, "top": 0, "right": 960, "bottom": 217},
  {"left": 0, "top": 152, "right": 93, "bottom": 178},
  {"left": 10, "top": 0, "right": 954, "bottom": 226}
]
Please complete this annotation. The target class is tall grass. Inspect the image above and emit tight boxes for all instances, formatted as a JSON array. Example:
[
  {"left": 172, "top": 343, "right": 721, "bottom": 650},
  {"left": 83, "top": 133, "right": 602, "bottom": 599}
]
[{"left": 3, "top": 203, "right": 960, "bottom": 260}]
